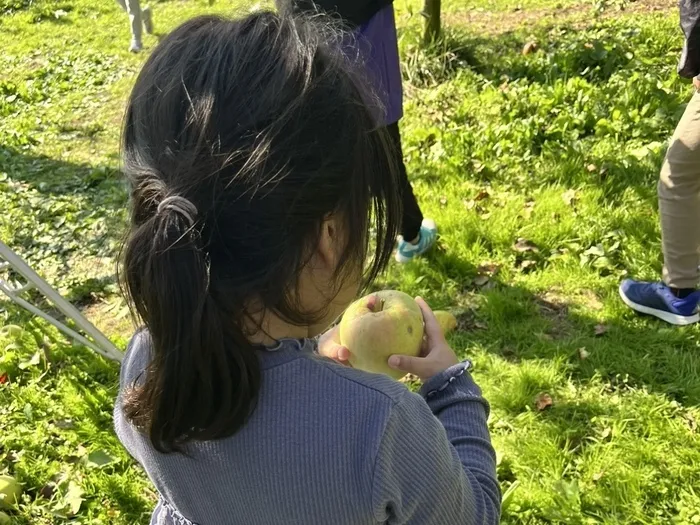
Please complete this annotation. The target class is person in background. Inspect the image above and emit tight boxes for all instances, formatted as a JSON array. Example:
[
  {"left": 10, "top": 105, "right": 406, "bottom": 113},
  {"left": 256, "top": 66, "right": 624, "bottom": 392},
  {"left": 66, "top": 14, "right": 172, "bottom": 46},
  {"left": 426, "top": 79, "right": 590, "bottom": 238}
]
[
  {"left": 619, "top": 2, "right": 700, "bottom": 325},
  {"left": 114, "top": 12, "right": 500, "bottom": 525},
  {"left": 117, "top": 0, "right": 153, "bottom": 53},
  {"left": 279, "top": 0, "right": 437, "bottom": 263}
]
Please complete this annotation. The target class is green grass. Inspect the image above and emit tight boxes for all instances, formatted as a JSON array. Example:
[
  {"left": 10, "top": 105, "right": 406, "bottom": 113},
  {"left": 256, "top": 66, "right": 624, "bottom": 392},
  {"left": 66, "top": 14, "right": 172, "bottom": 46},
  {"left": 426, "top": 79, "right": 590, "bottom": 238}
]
[{"left": 2, "top": 0, "right": 700, "bottom": 523}]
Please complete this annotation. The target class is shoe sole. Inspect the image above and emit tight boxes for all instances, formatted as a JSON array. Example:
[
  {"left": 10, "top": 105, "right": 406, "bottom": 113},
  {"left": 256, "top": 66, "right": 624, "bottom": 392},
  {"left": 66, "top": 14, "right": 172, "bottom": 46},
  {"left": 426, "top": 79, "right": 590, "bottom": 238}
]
[{"left": 618, "top": 284, "right": 699, "bottom": 326}]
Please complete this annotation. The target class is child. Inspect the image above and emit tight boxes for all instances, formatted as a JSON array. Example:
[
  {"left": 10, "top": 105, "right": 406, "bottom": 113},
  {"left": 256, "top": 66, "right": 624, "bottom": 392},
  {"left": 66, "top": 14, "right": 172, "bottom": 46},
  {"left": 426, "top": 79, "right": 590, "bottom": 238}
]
[
  {"left": 280, "top": 0, "right": 437, "bottom": 263},
  {"left": 115, "top": 12, "right": 499, "bottom": 525},
  {"left": 116, "top": 0, "right": 153, "bottom": 53}
]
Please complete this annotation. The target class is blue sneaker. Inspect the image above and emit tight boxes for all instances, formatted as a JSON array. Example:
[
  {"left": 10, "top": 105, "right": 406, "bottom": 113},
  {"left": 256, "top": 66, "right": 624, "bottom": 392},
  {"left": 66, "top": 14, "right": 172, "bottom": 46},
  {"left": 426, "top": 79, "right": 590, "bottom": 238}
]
[
  {"left": 619, "top": 279, "right": 700, "bottom": 325},
  {"left": 395, "top": 219, "right": 437, "bottom": 263}
]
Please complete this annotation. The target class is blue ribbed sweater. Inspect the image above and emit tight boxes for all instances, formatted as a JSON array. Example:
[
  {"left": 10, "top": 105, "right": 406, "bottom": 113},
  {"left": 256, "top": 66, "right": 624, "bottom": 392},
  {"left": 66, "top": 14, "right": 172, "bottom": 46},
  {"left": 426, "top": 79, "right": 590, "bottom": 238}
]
[{"left": 114, "top": 333, "right": 500, "bottom": 524}]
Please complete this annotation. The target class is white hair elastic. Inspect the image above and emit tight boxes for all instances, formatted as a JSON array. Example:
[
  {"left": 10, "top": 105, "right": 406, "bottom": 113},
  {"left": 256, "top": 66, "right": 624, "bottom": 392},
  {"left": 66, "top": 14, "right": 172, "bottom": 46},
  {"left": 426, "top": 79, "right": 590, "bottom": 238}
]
[{"left": 157, "top": 195, "right": 198, "bottom": 226}]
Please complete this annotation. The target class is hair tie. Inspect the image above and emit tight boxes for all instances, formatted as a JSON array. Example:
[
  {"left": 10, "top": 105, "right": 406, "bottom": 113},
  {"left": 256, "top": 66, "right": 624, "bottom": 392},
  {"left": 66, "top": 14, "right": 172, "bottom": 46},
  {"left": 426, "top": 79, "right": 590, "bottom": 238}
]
[{"left": 157, "top": 195, "right": 198, "bottom": 227}]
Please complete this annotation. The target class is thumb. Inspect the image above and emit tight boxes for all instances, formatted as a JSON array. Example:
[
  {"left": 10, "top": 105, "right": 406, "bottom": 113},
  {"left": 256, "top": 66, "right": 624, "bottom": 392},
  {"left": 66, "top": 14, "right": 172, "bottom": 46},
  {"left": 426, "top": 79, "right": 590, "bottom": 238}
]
[{"left": 388, "top": 354, "right": 427, "bottom": 377}]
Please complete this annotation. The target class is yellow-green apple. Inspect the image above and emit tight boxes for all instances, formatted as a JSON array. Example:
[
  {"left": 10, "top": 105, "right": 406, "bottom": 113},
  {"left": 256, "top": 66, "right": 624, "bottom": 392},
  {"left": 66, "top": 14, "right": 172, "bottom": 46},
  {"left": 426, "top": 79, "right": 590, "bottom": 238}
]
[
  {"left": 433, "top": 310, "right": 457, "bottom": 335},
  {"left": 339, "top": 290, "right": 424, "bottom": 379},
  {"left": 0, "top": 475, "right": 21, "bottom": 509}
]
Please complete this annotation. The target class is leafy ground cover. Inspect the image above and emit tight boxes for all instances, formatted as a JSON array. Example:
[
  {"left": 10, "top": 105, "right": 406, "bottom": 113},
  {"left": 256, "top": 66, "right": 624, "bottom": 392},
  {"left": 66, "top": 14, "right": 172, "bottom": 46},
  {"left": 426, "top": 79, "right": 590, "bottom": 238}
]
[{"left": 2, "top": 0, "right": 700, "bottom": 522}]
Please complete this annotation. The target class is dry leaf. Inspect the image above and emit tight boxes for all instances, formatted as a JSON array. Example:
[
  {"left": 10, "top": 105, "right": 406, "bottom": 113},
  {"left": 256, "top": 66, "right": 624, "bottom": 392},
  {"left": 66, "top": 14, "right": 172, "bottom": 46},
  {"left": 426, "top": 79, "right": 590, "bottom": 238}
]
[
  {"left": 439, "top": 196, "right": 448, "bottom": 207},
  {"left": 562, "top": 189, "right": 577, "bottom": 206},
  {"left": 578, "top": 347, "right": 590, "bottom": 360},
  {"left": 513, "top": 238, "right": 539, "bottom": 253},
  {"left": 594, "top": 324, "right": 608, "bottom": 336},
  {"left": 464, "top": 199, "right": 476, "bottom": 210},
  {"left": 586, "top": 163, "right": 597, "bottom": 172},
  {"left": 592, "top": 472, "right": 604, "bottom": 482},
  {"left": 478, "top": 262, "right": 501, "bottom": 276},
  {"left": 475, "top": 189, "right": 491, "bottom": 201},
  {"left": 40, "top": 482, "right": 56, "bottom": 500},
  {"left": 520, "top": 260, "right": 538, "bottom": 272},
  {"left": 535, "top": 393, "right": 553, "bottom": 411},
  {"left": 399, "top": 373, "right": 419, "bottom": 384},
  {"left": 522, "top": 41, "right": 538, "bottom": 55}
]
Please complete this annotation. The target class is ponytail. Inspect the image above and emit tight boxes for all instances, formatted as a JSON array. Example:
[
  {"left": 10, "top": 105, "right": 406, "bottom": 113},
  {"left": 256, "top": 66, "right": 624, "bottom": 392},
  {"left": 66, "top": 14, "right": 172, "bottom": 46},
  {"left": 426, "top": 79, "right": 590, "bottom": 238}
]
[{"left": 120, "top": 191, "right": 260, "bottom": 453}]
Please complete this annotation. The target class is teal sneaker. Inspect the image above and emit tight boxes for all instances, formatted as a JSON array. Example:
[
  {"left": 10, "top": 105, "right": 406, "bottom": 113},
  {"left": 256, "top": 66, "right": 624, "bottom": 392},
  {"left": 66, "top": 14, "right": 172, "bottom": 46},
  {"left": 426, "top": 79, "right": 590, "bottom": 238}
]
[{"left": 395, "top": 219, "right": 437, "bottom": 263}]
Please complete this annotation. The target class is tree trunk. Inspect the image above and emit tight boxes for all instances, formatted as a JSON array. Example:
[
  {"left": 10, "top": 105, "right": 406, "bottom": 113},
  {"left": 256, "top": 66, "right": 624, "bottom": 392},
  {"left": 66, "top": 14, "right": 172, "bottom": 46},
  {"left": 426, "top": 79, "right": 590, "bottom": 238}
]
[{"left": 422, "top": 0, "right": 441, "bottom": 45}]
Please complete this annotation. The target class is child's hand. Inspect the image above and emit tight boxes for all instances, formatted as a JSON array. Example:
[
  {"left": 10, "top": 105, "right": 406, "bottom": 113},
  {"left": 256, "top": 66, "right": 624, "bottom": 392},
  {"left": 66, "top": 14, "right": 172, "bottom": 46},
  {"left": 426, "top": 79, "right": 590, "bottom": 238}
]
[
  {"left": 387, "top": 297, "right": 459, "bottom": 382},
  {"left": 317, "top": 325, "right": 352, "bottom": 366}
]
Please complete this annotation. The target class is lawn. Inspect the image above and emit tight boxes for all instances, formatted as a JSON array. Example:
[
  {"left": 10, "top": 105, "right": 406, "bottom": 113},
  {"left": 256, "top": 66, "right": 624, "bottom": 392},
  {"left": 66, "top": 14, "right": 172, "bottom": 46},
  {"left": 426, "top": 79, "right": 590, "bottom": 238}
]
[{"left": 2, "top": 0, "right": 700, "bottom": 522}]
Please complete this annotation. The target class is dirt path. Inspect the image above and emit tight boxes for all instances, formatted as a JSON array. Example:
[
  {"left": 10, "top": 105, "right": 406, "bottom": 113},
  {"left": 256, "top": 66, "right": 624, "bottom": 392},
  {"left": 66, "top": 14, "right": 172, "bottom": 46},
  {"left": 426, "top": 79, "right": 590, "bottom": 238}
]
[{"left": 444, "top": 0, "right": 676, "bottom": 35}]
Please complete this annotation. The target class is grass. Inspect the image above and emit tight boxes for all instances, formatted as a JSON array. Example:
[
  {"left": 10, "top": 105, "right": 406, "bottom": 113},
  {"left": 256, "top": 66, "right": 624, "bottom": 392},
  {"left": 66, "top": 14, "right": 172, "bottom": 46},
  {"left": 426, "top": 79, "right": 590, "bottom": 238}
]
[{"left": 1, "top": 0, "right": 700, "bottom": 522}]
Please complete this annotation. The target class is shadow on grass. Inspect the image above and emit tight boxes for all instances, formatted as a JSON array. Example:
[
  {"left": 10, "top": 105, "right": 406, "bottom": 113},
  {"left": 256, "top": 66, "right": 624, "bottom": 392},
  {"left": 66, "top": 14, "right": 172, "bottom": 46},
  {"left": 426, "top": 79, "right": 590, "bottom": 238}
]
[
  {"left": 0, "top": 145, "right": 124, "bottom": 197},
  {"left": 406, "top": 22, "right": 636, "bottom": 88},
  {"left": 457, "top": 272, "right": 700, "bottom": 406}
]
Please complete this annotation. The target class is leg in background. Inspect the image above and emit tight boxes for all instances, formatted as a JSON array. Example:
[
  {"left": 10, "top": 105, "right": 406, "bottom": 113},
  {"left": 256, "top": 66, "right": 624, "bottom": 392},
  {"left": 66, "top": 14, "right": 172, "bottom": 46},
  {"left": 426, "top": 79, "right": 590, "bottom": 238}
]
[
  {"left": 619, "top": 89, "right": 700, "bottom": 325},
  {"left": 386, "top": 122, "right": 438, "bottom": 264},
  {"left": 659, "top": 91, "right": 700, "bottom": 290},
  {"left": 386, "top": 121, "right": 423, "bottom": 242},
  {"left": 116, "top": 0, "right": 143, "bottom": 52}
]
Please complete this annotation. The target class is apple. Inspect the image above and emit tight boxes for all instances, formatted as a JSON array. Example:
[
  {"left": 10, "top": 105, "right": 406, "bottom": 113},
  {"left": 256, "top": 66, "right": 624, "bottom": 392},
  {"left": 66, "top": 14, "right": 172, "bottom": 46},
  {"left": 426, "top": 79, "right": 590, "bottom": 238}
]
[
  {"left": 339, "top": 290, "right": 424, "bottom": 380},
  {"left": 0, "top": 475, "right": 21, "bottom": 509},
  {"left": 434, "top": 310, "right": 457, "bottom": 335}
]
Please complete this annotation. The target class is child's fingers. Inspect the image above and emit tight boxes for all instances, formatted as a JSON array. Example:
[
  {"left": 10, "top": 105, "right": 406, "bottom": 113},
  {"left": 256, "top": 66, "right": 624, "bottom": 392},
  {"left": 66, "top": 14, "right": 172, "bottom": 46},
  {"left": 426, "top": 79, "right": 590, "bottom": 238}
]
[
  {"left": 388, "top": 354, "right": 428, "bottom": 378},
  {"left": 415, "top": 297, "right": 444, "bottom": 342},
  {"left": 337, "top": 346, "right": 351, "bottom": 362}
]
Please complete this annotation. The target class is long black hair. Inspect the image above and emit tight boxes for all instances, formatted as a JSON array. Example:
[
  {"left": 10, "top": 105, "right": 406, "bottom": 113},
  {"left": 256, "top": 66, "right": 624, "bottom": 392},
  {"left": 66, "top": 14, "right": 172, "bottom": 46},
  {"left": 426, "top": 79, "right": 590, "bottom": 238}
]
[{"left": 118, "top": 12, "right": 401, "bottom": 453}]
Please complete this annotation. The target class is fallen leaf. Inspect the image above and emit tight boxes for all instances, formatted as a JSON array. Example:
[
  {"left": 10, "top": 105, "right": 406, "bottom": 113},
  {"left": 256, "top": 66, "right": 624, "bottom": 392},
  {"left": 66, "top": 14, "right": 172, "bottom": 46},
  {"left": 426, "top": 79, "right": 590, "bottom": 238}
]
[
  {"left": 513, "top": 238, "right": 539, "bottom": 253},
  {"left": 478, "top": 262, "right": 501, "bottom": 276},
  {"left": 594, "top": 324, "right": 608, "bottom": 336},
  {"left": 54, "top": 419, "right": 75, "bottom": 430},
  {"left": 522, "top": 41, "right": 538, "bottom": 55},
  {"left": 535, "top": 393, "right": 553, "bottom": 411},
  {"left": 464, "top": 199, "right": 476, "bottom": 210},
  {"left": 586, "top": 163, "right": 597, "bottom": 172},
  {"left": 399, "top": 373, "right": 419, "bottom": 384},
  {"left": 601, "top": 427, "right": 612, "bottom": 440},
  {"left": 562, "top": 189, "right": 577, "bottom": 206},
  {"left": 578, "top": 347, "right": 590, "bottom": 360},
  {"left": 592, "top": 471, "right": 604, "bottom": 482},
  {"left": 40, "top": 482, "right": 56, "bottom": 500},
  {"left": 474, "top": 275, "right": 490, "bottom": 287},
  {"left": 439, "top": 196, "right": 448, "bottom": 207},
  {"left": 64, "top": 481, "right": 84, "bottom": 516},
  {"left": 85, "top": 449, "right": 115, "bottom": 469},
  {"left": 519, "top": 260, "right": 538, "bottom": 272},
  {"left": 475, "top": 189, "right": 491, "bottom": 201},
  {"left": 0, "top": 373, "right": 8, "bottom": 385},
  {"left": 18, "top": 351, "right": 41, "bottom": 370}
]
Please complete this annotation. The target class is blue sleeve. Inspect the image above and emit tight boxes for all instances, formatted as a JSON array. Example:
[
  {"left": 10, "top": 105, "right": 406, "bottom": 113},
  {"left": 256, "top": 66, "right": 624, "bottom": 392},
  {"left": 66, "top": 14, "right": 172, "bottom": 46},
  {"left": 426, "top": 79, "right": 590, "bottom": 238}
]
[{"left": 370, "top": 363, "right": 500, "bottom": 524}]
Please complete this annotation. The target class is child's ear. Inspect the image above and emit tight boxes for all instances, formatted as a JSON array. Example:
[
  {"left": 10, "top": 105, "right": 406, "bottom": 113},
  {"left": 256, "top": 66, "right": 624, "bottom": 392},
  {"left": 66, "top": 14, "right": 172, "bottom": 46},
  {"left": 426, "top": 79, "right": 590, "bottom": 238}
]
[{"left": 316, "top": 215, "right": 341, "bottom": 271}]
